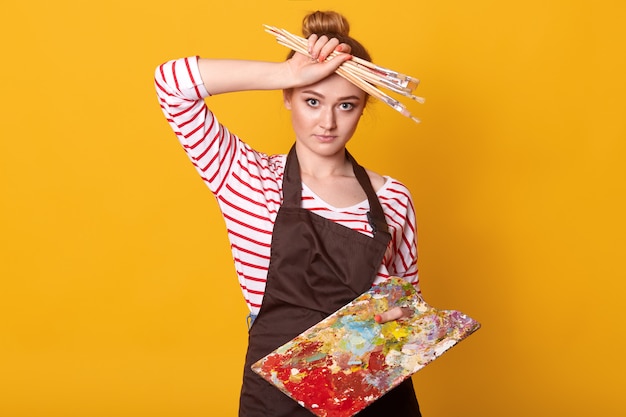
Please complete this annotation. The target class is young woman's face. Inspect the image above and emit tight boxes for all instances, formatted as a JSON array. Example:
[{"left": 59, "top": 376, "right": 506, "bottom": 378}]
[{"left": 284, "top": 74, "right": 366, "bottom": 157}]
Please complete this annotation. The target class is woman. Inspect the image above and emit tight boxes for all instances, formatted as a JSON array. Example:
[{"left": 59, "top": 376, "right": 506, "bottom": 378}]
[{"left": 155, "top": 10, "right": 422, "bottom": 417}]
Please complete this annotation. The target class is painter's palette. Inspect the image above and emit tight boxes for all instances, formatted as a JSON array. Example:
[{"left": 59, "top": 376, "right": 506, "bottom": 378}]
[{"left": 251, "top": 277, "right": 480, "bottom": 417}]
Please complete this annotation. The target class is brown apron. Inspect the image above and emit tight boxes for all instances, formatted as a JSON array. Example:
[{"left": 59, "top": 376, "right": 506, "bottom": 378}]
[{"left": 239, "top": 146, "right": 421, "bottom": 416}]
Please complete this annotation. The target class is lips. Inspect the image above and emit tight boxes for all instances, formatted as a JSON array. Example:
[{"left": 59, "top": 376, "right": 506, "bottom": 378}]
[{"left": 315, "top": 134, "right": 337, "bottom": 142}]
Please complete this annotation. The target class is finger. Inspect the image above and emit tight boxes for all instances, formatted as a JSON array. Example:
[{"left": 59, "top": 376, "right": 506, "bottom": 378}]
[
  {"left": 322, "top": 52, "right": 352, "bottom": 72},
  {"left": 309, "top": 35, "right": 332, "bottom": 61},
  {"left": 317, "top": 38, "right": 340, "bottom": 62},
  {"left": 374, "top": 307, "right": 413, "bottom": 324},
  {"left": 307, "top": 34, "right": 319, "bottom": 56},
  {"left": 335, "top": 43, "right": 352, "bottom": 54}
]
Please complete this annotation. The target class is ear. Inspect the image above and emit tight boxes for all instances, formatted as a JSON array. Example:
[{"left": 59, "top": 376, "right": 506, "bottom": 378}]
[{"left": 282, "top": 89, "right": 293, "bottom": 110}]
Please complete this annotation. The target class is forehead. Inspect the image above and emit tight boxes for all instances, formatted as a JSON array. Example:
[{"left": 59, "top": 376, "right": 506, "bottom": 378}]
[{"left": 293, "top": 74, "right": 365, "bottom": 101}]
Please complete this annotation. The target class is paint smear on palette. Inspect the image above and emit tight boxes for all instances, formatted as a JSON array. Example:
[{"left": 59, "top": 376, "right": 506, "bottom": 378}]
[{"left": 251, "top": 277, "right": 481, "bottom": 417}]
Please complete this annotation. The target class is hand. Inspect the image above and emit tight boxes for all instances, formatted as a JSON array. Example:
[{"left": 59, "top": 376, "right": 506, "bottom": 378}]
[
  {"left": 374, "top": 306, "right": 414, "bottom": 324},
  {"left": 285, "top": 34, "right": 352, "bottom": 87},
  {"left": 307, "top": 34, "right": 352, "bottom": 63}
]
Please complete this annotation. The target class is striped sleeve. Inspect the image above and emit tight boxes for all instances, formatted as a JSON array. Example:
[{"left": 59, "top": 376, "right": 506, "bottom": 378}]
[
  {"left": 376, "top": 179, "right": 419, "bottom": 293},
  {"left": 154, "top": 56, "right": 238, "bottom": 195}
]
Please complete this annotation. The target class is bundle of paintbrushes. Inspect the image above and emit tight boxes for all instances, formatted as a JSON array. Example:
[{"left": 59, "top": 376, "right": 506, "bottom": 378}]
[{"left": 264, "top": 25, "right": 424, "bottom": 123}]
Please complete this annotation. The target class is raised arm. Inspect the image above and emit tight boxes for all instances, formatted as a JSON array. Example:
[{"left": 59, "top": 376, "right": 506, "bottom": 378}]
[
  {"left": 154, "top": 36, "right": 352, "bottom": 195},
  {"left": 197, "top": 35, "right": 352, "bottom": 95}
]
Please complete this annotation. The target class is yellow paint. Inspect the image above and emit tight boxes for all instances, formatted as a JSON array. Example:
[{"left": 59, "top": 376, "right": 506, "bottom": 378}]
[
  {"left": 382, "top": 322, "right": 411, "bottom": 340},
  {"left": 1, "top": 0, "right": 624, "bottom": 416},
  {"left": 391, "top": 325, "right": 410, "bottom": 340}
]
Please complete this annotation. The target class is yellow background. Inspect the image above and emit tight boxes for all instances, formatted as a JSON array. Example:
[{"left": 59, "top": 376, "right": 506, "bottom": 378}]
[{"left": 1, "top": 0, "right": 625, "bottom": 416}]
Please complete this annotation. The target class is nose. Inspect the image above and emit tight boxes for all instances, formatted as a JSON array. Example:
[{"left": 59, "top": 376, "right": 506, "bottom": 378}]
[{"left": 319, "top": 107, "right": 337, "bottom": 130}]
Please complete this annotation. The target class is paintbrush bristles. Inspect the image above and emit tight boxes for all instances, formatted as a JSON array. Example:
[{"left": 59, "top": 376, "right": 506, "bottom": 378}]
[{"left": 264, "top": 24, "right": 423, "bottom": 123}]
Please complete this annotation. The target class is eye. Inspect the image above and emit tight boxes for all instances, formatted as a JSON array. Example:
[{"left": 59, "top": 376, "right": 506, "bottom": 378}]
[
  {"left": 339, "top": 102, "right": 355, "bottom": 111},
  {"left": 305, "top": 98, "right": 319, "bottom": 107}
]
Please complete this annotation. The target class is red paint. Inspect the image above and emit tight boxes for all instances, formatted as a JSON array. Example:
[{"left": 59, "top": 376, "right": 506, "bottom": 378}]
[
  {"left": 287, "top": 366, "right": 333, "bottom": 409},
  {"left": 285, "top": 366, "right": 380, "bottom": 417},
  {"left": 368, "top": 350, "right": 386, "bottom": 372},
  {"left": 298, "top": 340, "right": 324, "bottom": 357}
]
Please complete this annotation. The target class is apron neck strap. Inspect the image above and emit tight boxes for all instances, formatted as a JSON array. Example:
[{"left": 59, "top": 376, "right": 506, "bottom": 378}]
[
  {"left": 346, "top": 150, "right": 389, "bottom": 236},
  {"left": 281, "top": 145, "right": 302, "bottom": 207},
  {"left": 282, "top": 145, "right": 390, "bottom": 236}
]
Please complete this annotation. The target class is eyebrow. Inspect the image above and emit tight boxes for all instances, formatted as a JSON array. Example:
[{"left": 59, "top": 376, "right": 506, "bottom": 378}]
[{"left": 300, "top": 90, "right": 362, "bottom": 101}]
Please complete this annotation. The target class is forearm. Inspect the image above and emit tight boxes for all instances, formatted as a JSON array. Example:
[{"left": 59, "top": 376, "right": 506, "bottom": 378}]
[
  {"left": 197, "top": 46, "right": 351, "bottom": 96},
  {"left": 198, "top": 59, "right": 294, "bottom": 95}
]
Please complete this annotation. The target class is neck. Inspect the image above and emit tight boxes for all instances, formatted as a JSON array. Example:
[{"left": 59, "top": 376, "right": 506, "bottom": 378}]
[{"left": 295, "top": 145, "right": 352, "bottom": 178}]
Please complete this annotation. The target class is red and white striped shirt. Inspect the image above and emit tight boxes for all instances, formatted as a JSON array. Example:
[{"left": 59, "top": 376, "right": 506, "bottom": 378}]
[{"left": 155, "top": 56, "right": 419, "bottom": 314}]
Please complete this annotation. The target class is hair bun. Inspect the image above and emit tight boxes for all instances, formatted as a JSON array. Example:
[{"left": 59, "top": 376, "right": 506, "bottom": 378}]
[
  {"left": 289, "top": 10, "right": 371, "bottom": 63},
  {"left": 302, "top": 10, "right": 350, "bottom": 38}
]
